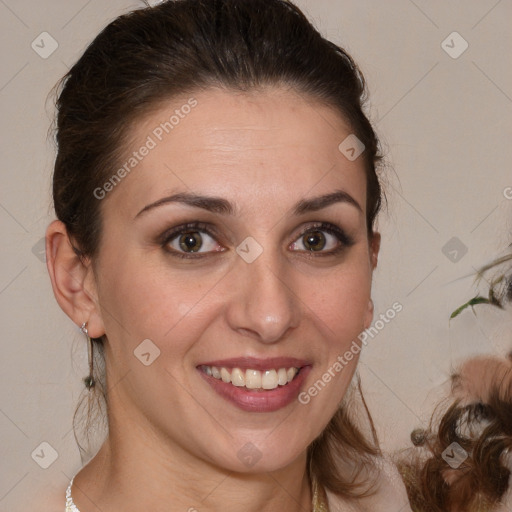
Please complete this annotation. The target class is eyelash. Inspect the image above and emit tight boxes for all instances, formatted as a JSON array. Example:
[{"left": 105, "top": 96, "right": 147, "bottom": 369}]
[
  {"left": 158, "top": 221, "right": 354, "bottom": 259},
  {"left": 158, "top": 222, "right": 219, "bottom": 260},
  {"left": 298, "top": 222, "right": 355, "bottom": 256}
]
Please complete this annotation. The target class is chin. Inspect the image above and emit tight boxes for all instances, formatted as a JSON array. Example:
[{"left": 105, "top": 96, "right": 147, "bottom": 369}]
[{"left": 205, "top": 438, "right": 307, "bottom": 474}]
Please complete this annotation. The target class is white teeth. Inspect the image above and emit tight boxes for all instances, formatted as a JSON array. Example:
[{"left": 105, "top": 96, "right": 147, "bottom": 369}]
[
  {"left": 220, "top": 367, "right": 231, "bottom": 383},
  {"left": 201, "top": 365, "right": 300, "bottom": 390},
  {"left": 277, "top": 368, "right": 288, "bottom": 386},
  {"left": 231, "top": 368, "right": 245, "bottom": 387},
  {"left": 262, "top": 369, "right": 278, "bottom": 390},
  {"left": 287, "top": 367, "right": 296, "bottom": 381},
  {"left": 245, "top": 369, "right": 261, "bottom": 389}
]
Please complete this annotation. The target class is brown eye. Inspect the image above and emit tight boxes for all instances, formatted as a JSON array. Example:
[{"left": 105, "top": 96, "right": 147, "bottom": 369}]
[
  {"left": 303, "top": 230, "right": 326, "bottom": 251},
  {"left": 163, "top": 224, "right": 224, "bottom": 257},
  {"left": 289, "top": 223, "right": 352, "bottom": 254},
  {"left": 178, "top": 231, "right": 203, "bottom": 252}
]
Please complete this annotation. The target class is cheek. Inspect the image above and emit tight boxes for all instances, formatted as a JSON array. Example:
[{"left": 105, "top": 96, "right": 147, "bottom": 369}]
[
  {"left": 299, "top": 267, "right": 372, "bottom": 344},
  {"left": 95, "top": 250, "right": 224, "bottom": 354}
]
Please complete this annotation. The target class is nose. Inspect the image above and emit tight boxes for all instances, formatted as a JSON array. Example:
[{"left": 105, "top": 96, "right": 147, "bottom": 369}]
[{"left": 225, "top": 252, "right": 301, "bottom": 344}]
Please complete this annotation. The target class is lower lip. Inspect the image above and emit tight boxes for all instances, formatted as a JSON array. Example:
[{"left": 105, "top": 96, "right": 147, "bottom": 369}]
[{"left": 198, "top": 366, "right": 312, "bottom": 413}]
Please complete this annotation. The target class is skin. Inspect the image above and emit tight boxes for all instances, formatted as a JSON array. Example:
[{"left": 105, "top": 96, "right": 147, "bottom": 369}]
[{"left": 46, "top": 85, "right": 380, "bottom": 512}]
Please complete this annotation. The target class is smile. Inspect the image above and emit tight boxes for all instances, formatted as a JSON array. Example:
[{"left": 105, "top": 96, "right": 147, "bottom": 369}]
[
  {"left": 196, "top": 357, "right": 312, "bottom": 412},
  {"left": 199, "top": 365, "right": 299, "bottom": 390}
]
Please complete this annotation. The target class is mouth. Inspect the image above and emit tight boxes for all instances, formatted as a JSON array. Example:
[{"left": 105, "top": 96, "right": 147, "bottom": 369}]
[
  {"left": 198, "top": 364, "right": 301, "bottom": 391},
  {"left": 196, "top": 357, "right": 311, "bottom": 412}
]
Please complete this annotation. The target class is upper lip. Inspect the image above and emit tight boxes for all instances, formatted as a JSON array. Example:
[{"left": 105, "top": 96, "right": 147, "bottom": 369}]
[{"left": 196, "top": 357, "right": 311, "bottom": 371}]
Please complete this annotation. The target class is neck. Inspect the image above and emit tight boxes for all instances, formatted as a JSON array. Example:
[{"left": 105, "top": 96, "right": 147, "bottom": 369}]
[{"left": 72, "top": 413, "right": 313, "bottom": 512}]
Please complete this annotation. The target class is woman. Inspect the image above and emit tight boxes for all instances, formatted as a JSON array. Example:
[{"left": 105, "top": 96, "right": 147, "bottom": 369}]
[{"left": 45, "top": 0, "right": 412, "bottom": 510}]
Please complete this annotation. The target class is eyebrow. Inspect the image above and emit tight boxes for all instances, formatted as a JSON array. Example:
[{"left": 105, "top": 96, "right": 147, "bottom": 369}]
[
  {"left": 293, "top": 190, "right": 362, "bottom": 215},
  {"left": 135, "top": 192, "right": 234, "bottom": 218},
  {"left": 134, "top": 189, "right": 362, "bottom": 219}
]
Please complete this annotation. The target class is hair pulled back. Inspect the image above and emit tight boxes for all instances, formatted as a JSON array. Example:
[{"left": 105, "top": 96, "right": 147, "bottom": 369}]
[{"left": 52, "top": 0, "right": 384, "bottom": 499}]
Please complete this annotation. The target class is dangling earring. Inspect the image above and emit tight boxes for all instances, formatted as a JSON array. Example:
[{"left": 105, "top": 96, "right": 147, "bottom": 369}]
[{"left": 80, "top": 322, "right": 95, "bottom": 390}]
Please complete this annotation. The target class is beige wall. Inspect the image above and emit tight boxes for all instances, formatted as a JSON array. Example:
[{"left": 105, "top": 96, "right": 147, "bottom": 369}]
[{"left": 1, "top": 0, "right": 511, "bottom": 509}]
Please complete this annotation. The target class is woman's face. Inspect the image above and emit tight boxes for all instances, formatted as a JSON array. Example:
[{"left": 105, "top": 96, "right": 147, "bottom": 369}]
[{"left": 88, "top": 86, "right": 379, "bottom": 472}]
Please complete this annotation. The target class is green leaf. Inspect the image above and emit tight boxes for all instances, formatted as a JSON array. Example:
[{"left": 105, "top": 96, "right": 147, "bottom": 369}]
[{"left": 450, "top": 296, "right": 490, "bottom": 319}]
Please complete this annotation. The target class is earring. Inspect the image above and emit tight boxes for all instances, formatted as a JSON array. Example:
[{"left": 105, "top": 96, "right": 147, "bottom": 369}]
[{"left": 80, "top": 322, "right": 95, "bottom": 390}]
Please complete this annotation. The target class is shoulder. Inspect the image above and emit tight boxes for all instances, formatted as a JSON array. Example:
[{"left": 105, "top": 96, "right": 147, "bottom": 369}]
[{"left": 325, "top": 456, "right": 413, "bottom": 512}]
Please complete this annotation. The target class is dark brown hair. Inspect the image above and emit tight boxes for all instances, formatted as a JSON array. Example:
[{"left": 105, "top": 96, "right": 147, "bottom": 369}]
[{"left": 52, "top": 0, "right": 384, "bottom": 499}]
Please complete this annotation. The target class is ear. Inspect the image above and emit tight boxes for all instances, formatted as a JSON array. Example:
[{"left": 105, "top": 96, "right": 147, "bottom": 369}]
[
  {"left": 45, "top": 220, "right": 105, "bottom": 338},
  {"left": 363, "top": 298, "right": 375, "bottom": 330},
  {"left": 363, "top": 231, "right": 381, "bottom": 329},
  {"left": 369, "top": 231, "right": 381, "bottom": 270}
]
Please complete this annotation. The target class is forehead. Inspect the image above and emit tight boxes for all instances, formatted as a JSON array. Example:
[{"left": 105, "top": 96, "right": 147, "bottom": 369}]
[{"left": 103, "top": 86, "right": 367, "bottom": 218}]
